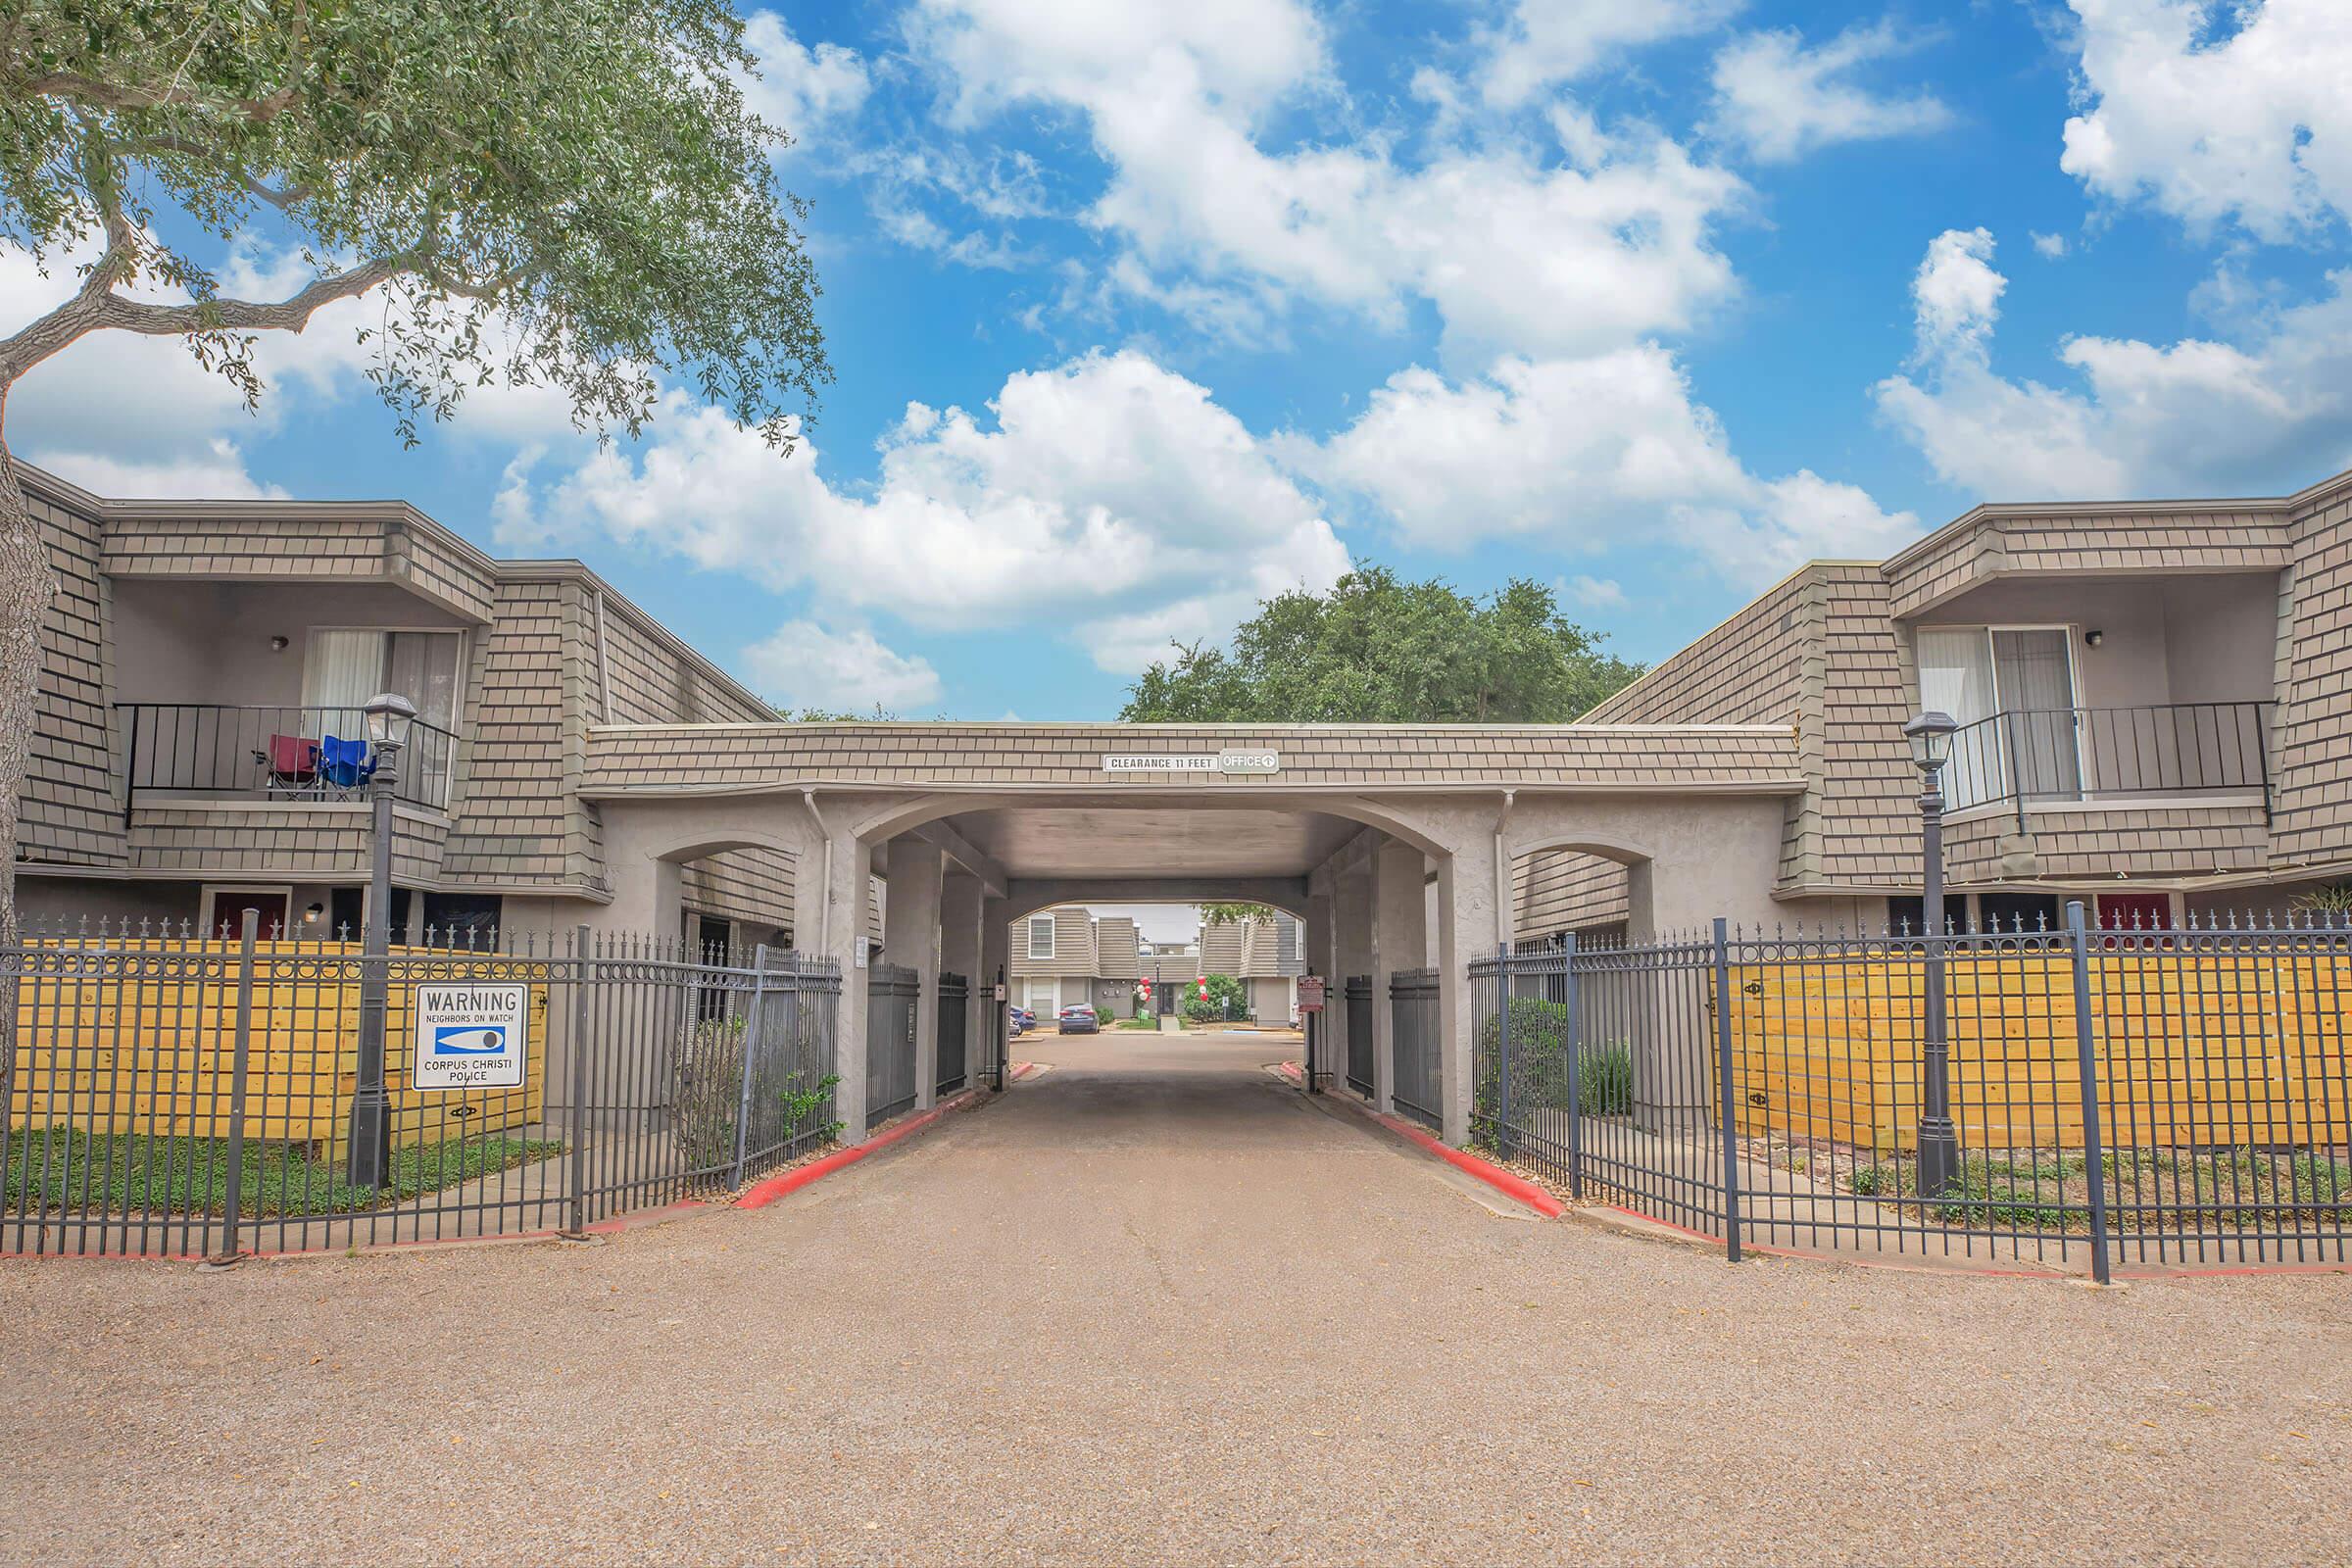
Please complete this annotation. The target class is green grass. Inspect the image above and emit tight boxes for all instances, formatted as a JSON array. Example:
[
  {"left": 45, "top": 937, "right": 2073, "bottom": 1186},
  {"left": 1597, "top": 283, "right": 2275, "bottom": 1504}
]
[
  {"left": 3, "top": 1128, "right": 563, "bottom": 1217},
  {"left": 1113, "top": 1016, "right": 1160, "bottom": 1031},
  {"left": 1843, "top": 1148, "right": 2352, "bottom": 1231}
]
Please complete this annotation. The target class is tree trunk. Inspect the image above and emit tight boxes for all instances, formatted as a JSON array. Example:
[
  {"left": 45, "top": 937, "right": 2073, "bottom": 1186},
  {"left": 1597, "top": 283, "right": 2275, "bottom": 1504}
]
[
  {"left": 0, "top": 418, "right": 47, "bottom": 946},
  {"left": 0, "top": 412, "right": 55, "bottom": 1118}
]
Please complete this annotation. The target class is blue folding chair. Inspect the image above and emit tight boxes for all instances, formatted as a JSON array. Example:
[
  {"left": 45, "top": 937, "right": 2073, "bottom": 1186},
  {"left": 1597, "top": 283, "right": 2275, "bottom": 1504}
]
[{"left": 318, "top": 734, "right": 378, "bottom": 798}]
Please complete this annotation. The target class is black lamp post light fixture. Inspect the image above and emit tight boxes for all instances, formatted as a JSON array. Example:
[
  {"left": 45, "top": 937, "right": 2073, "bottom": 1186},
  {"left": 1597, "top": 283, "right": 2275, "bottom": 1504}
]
[
  {"left": 1902, "top": 709, "right": 1962, "bottom": 1200},
  {"left": 347, "top": 691, "right": 417, "bottom": 1192}
]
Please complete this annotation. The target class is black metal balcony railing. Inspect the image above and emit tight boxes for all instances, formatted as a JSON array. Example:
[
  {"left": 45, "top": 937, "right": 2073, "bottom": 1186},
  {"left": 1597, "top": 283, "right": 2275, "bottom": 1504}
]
[
  {"left": 1944, "top": 701, "right": 2275, "bottom": 831},
  {"left": 115, "top": 704, "right": 460, "bottom": 821}
]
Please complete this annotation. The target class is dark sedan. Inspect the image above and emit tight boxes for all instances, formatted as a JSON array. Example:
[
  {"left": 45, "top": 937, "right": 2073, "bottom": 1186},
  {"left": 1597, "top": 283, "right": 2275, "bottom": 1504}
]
[
  {"left": 1056, "top": 1003, "right": 1100, "bottom": 1035},
  {"left": 1008, "top": 1005, "right": 1035, "bottom": 1035}
]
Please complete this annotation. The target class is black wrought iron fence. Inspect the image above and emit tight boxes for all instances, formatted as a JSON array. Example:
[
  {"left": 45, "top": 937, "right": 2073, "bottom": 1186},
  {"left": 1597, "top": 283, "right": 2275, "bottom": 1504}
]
[
  {"left": 1389, "top": 968, "right": 1442, "bottom": 1132},
  {"left": 1470, "top": 906, "right": 2352, "bottom": 1278},
  {"left": 1344, "top": 974, "right": 1373, "bottom": 1098},
  {"left": 937, "top": 971, "right": 969, "bottom": 1095},
  {"left": 1, "top": 917, "right": 840, "bottom": 1259},
  {"left": 865, "top": 963, "right": 919, "bottom": 1128},
  {"left": 116, "top": 703, "right": 461, "bottom": 815}
]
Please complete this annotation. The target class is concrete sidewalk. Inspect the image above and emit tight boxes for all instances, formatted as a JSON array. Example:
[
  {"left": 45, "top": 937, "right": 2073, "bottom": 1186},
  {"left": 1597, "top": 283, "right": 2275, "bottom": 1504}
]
[{"left": 1, "top": 1031, "right": 2345, "bottom": 1565}]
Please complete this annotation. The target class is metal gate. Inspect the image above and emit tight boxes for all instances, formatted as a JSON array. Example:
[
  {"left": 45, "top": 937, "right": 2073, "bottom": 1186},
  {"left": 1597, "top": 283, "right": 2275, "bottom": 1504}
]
[
  {"left": 1389, "top": 967, "right": 1442, "bottom": 1131},
  {"left": 865, "top": 963, "right": 919, "bottom": 1128},
  {"left": 1345, "top": 974, "right": 1373, "bottom": 1097},
  {"left": 936, "top": 971, "right": 969, "bottom": 1094}
]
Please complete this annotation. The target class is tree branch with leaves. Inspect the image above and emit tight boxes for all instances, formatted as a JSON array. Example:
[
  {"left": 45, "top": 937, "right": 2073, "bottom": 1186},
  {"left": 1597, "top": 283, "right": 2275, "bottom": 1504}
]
[{"left": 0, "top": 0, "right": 834, "bottom": 942}]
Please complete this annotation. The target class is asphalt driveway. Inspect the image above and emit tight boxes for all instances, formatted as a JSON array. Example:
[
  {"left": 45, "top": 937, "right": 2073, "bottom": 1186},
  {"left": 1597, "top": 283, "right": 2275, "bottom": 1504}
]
[{"left": 2, "top": 1030, "right": 2345, "bottom": 1565}]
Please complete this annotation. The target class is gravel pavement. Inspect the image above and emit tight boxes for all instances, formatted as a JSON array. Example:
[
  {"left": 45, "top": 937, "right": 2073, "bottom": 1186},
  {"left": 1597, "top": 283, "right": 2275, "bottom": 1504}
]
[{"left": 3, "top": 1030, "right": 2346, "bottom": 1566}]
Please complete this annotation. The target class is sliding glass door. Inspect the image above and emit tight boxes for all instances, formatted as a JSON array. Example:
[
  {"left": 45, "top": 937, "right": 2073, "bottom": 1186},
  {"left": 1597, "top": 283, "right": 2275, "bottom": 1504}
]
[{"left": 1916, "top": 625, "right": 2081, "bottom": 808}]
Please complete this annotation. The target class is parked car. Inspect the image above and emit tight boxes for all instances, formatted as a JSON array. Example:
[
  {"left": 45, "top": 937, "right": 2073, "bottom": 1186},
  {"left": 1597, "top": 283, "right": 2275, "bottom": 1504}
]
[
  {"left": 1056, "top": 1003, "right": 1100, "bottom": 1035},
  {"left": 1008, "top": 1005, "right": 1034, "bottom": 1035}
]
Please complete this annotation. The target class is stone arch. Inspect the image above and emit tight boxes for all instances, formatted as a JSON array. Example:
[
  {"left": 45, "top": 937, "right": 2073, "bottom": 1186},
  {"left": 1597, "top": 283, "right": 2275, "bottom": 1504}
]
[{"left": 851, "top": 790, "right": 1458, "bottom": 862}]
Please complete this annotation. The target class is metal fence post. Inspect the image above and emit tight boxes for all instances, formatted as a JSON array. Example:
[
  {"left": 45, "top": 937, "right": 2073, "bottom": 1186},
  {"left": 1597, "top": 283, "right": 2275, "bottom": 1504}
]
[
  {"left": 1561, "top": 932, "right": 1583, "bottom": 1200},
  {"left": 563, "top": 924, "right": 592, "bottom": 1240},
  {"left": 1494, "top": 944, "right": 1514, "bottom": 1159},
  {"left": 2064, "top": 901, "right": 2114, "bottom": 1286},
  {"left": 206, "top": 908, "right": 259, "bottom": 1268},
  {"left": 731, "top": 944, "right": 770, "bottom": 1189},
  {"left": 1712, "top": 917, "right": 1742, "bottom": 1263}
]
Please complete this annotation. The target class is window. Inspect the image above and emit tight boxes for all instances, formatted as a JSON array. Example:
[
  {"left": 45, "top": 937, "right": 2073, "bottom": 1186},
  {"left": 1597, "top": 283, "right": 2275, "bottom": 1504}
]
[
  {"left": 1028, "top": 914, "right": 1056, "bottom": 959},
  {"left": 1916, "top": 625, "right": 2081, "bottom": 808},
  {"left": 1026, "top": 978, "right": 1058, "bottom": 1014},
  {"left": 303, "top": 629, "right": 464, "bottom": 728}
]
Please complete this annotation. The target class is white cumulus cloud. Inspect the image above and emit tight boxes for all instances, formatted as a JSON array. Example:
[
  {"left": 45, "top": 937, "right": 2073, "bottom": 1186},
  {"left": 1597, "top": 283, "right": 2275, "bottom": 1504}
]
[
  {"left": 1875, "top": 227, "right": 2352, "bottom": 499},
  {"left": 743, "top": 621, "right": 942, "bottom": 712},
  {"left": 907, "top": 0, "right": 1747, "bottom": 362},
  {"left": 1704, "top": 22, "right": 1953, "bottom": 164},
  {"left": 740, "top": 12, "right": 872, "bottom": 147},
  {"left": 1475, "top": 0, "right": 1743, "bottom": 108},
  {"left": 1297, "top": 347, "right": 1918, "bottom": 581},
  {"left": 2061, "top": 0, "right": 2352, "bottom": 239},
  {"left": 495, "top": 349, "right": 1350, "bottom": 673}
]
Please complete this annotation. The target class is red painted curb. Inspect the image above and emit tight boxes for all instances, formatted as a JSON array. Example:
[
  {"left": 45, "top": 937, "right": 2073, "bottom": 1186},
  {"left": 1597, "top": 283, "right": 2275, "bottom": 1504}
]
[
  {"left": 1367, "top": 1110, "right": 1566, "bottom": 1218},
  {"left": 1008, "top": 1061, "right": 1039, "bottom": 1081},
  {"left": 1275, "top": 1059, "right": 1304, "bottom": 1083},
  {"left": 735, "top": 1089, "right": 979, "bottom": 1210}
]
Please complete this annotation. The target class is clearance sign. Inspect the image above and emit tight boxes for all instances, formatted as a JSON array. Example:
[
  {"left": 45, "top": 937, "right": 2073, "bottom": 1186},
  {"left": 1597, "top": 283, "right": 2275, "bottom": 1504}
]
[{"left": 1102, "top": 751, "right": 1281, "bottom": 774}]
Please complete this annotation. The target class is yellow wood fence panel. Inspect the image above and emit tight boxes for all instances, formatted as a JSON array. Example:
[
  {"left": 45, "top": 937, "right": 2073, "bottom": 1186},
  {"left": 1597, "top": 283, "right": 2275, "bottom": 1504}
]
[
  {"left": 1719, "top": 953, "right": 2352, "bottom": 1152},
  {"left": 10, "top": 942, "right": 547, "bottom": 1152}
]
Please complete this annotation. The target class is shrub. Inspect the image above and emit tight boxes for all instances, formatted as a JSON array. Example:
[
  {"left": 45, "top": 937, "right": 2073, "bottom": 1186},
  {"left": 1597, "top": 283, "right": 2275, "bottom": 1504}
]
[
  {"left": 1475, "top": 997, "right": 1634, "bottom": 1122},
  {"left": 1182, "top": 972, "right": 1248, "bottom": 1022}
]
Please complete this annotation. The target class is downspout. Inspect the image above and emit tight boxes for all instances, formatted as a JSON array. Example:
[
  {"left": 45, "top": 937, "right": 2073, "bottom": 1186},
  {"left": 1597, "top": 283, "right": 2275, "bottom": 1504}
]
[
  {"left": 1494, "top": 788, "right": 1517, "bottom": 950},
  {"left": 801, "top": 787, "right": 833, "bottom": 956}
]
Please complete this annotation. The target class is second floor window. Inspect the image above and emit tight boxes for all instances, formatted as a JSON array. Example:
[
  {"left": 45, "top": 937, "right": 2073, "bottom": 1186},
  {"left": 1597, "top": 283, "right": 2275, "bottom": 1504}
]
[{"left": 1028, "top": 915, "right": 1055, "bottom": 959}]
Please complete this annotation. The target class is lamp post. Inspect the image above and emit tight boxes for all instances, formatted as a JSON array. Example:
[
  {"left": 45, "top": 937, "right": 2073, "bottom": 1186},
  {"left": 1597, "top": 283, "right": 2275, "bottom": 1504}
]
[
  {"left": 1904, "top": 709, "right": 1961, "bottom": 1200},
  {"left": 347, "top": 691, "right": 416, "bottom": 1191}
]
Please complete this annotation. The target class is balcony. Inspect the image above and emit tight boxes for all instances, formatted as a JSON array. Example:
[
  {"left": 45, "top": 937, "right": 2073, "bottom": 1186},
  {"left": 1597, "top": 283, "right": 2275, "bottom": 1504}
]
[
  {"left": 1943, "top": 701, "right": 2276, "bottom": 831},
  {"left": 116, "top": 704, "right": 460, "bottom": 820}
]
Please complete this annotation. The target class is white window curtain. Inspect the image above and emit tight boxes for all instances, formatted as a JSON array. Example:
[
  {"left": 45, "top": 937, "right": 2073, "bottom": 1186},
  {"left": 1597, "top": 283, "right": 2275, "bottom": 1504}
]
[
  {"left": 385, "top": 631, "right": 461, "bottom": 729},
  {"left": 1917, "top": 628, "right": 1998, "bottom": 808},
  {"left": 302, "top": 630, "right": 385, "bottom": 727}
]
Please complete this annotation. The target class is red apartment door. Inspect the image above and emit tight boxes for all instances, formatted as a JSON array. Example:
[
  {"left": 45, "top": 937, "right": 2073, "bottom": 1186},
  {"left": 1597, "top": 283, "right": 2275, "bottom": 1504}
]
[{"left": 2096, "top": 893, "right": 2172, "bottom": 932}]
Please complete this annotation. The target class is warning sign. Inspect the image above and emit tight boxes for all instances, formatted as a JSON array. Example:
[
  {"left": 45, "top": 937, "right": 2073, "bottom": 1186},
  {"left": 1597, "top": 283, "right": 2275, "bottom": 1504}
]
[
  {"left": 1298, "top": 976, "right": 1326, "bottom": 1013},
  {"left": 413, "top": 984, "right": 530, "bottom": 1091}
]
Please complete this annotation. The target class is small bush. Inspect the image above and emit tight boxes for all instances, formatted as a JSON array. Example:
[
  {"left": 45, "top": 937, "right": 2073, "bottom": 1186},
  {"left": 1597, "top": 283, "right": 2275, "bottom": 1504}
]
[
  {"left": 1475, "top": 997, "right": 1634, "bottom": 1122},
  {"left": 1182, "top": 973, "right": 1247, "bottom": 1022}
]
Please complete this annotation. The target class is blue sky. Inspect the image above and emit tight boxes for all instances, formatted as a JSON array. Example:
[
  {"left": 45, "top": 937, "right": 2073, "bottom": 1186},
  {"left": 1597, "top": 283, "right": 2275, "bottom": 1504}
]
[{"left": 10, "top": 0, "right": 2352, "bottom": 719}]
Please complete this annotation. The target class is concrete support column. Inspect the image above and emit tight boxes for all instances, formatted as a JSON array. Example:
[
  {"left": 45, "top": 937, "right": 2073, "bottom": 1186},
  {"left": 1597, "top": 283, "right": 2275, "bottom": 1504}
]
[
  {"left": 594, "top": 844, "right": 682, "bottom": 939},
  {"left": 1435, "top": 839, "right": 1500, "bottom": 1148},
  {"left": 939, "top": 871, "right": 982, "bottom": 1093},
  {"left": 884, "top": 838, "right": 945, "bottom": 1110},
  {"left": 1370, "top": 838, "right": 1426, "bottom": 1116},
  {"left": 1335, "top": 859, "right": 1375, "bottom": 1097},
  {"left": 980, "top": 894, "right": 1009, "bottom": 1086},
  {"left": 795, "top": 824, "right": 873, "bottom": 1144},
  {"left": 1303, "top": 888, "right": 1335, "bottom": 1090}
]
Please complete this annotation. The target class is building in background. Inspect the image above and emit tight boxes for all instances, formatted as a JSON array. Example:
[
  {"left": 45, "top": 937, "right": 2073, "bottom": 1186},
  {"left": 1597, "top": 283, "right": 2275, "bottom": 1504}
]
[{"left": 1006, "top": 906, "right": 1142, "bottom": 1019}]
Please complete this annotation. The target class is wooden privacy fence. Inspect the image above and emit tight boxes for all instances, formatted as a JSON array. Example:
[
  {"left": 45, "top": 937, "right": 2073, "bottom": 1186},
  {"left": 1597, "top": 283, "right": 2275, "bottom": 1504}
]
[
  {"left": 1718, "top": 944, "right": 2352, "bottom": 1152},
  {"left": 9, "top": 939, "right": 548, "bottom": 1155}
]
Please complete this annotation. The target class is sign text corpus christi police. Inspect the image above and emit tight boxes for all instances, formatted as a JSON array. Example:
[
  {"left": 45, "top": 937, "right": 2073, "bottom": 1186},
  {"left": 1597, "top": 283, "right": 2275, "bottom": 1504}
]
[{"left": 414, "top": 984, "right": 529, "bottom": 1091}]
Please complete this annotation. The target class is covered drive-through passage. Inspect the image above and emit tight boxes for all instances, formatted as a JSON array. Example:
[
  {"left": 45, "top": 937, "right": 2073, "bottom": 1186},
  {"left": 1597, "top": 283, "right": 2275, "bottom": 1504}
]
[{"left": 575, "top": 722, "right": 1805, "bottom": 1145}]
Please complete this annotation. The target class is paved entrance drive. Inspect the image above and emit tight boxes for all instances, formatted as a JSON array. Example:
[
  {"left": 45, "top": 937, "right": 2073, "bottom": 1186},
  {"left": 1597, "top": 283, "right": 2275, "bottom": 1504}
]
[{"left": 3, "top": 1034, "right": 2346, "bottom": 1564}]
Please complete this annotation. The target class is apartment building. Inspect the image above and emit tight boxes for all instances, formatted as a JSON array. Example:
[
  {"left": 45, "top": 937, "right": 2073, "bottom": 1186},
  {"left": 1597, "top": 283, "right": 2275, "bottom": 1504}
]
[
  {"left": 13, "top": 464, "right": 841, "bottom": 951},
  {"left": 1517, "top": 465, "right": 2352, "bottom": 939},
  {"left": 1006, "top": 906, "right": 1142, "bottom": 1018},
  {"left": 1198, "top": 911, "right": 1306, "bottom": 1021}
]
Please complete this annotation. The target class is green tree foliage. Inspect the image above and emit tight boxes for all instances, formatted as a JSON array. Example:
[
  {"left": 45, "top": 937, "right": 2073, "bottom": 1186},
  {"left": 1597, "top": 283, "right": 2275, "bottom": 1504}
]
[
  {"left": 1197, "top": 903, "right": 1274, "bottom": 926},
  {"left": 1118, "top": 568, "right": 1642, "bottom": 723},
  {"left": 0, "top": 0, "right": 832, "bottom": 939}
]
